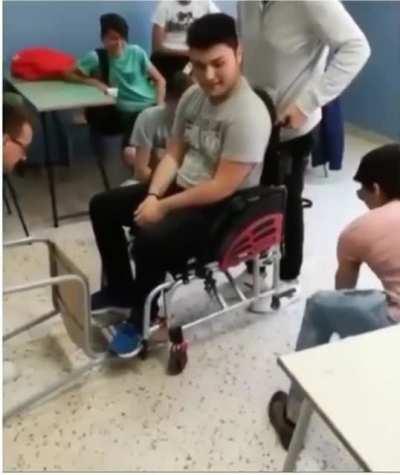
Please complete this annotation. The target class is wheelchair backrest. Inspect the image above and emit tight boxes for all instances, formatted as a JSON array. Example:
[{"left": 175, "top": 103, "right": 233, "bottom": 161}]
[
  {"left": 208, "top": 186, "right": 287, "bottom": 270},
  {"left": 253, "top": 87, "right": 283, "bottom": 187}
]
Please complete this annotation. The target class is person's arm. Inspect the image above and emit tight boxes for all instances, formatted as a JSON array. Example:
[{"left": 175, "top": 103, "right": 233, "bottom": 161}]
[
  {"left": 335, "top": 223, "right": 365, "bottom": 289},
  {"left": 133, "top": 146, "right": 153, "bottom": 183},
  {"left": 148, "top": 63, "right": 166, "bottom": 104},
  {"left": 134, "top": 139, "right": 187, "bottom": 225},
  {"left": 135, "top": 151, "right": 252, "bottom": 227},
  {"left": 136, "top": 96, "right": 271, "bottom": 226},
  {"left": 148, "top": 139, "right": 187, "bottom": 197},
  {"left": 295, "top": 0, "right": 371, "bottom": 117},
  {"left": 63, "top": 51, "right": 109, "bottom": 93},
  {"left": 64, "top": 68, "right": 109, "bottom": 93},
  {"left": 335, "top": 259, "right": 361, "bottom": 290},
  {"left": 146, "top": 85, "right": 195, "bottom": 197},
  {"left": 161, "top": 160, "right": 253, "bottom": 212},
  {"left": 159, "top": 103, "right": 271, "bottom": 211}
]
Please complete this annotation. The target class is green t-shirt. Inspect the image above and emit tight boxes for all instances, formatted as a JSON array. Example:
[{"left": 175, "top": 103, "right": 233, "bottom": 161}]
[{"left": 77, "top": 44, "right": 156, "bottom": 113}]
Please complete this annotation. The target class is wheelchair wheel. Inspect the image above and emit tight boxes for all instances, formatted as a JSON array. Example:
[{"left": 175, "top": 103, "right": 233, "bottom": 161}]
[{"left": 271, "top": 296, "right": 281, "bottom": 310}]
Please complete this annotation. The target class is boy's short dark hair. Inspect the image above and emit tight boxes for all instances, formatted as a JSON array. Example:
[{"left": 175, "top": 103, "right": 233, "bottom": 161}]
[
  {"left": 187, "top": 13, "right": 238, "bottom": 51},
  {"left": 100, "top": 13, "right": 129, "bottom": 40},
  {"left": 3, "top": 100, "right": 34, "bottom": 138},
  {"left": 354, "top": 143, "right": 400, "bottom": 200},
  {"left": 166, "top": 72, "right": 193, "bottom": 100}
]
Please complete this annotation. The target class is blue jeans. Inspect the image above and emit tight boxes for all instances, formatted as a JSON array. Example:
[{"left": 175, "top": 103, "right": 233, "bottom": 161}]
[{"left": 286, "top": 289, "right": 395, "bottom": 422}]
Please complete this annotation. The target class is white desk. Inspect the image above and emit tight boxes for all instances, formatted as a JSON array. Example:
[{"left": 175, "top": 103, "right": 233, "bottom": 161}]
[{"left": 278, "top": 324, "right": 400, "bottom": 471}]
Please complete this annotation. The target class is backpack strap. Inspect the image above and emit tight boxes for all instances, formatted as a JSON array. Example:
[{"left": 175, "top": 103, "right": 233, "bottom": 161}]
[{"left": 96, "top": 48, "right": 110, "bottom": 85}]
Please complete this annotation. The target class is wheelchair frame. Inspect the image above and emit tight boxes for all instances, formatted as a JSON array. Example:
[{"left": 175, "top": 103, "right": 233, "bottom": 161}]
[{"left": 4, "top": 186, "right": 294, "bottom": 419}]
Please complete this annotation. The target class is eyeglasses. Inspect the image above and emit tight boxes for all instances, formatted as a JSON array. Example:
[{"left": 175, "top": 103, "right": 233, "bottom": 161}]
[{"left": 9, "top": 137, "right": 29, "bottom": 155}]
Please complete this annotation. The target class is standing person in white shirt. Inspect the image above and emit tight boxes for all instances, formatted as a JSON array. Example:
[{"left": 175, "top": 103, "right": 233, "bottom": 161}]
[
  {"left": 151, "top": 0, "right": 219, "bottom": 79},
  {"left": 237, "top": 0, "right": 371, "bottom": 305}
]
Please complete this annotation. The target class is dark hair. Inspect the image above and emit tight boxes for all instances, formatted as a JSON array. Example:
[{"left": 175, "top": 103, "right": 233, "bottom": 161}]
[
  {"left": 354, "top": 143, "right": 400, "bottom": 200},
  {"left": 187, "top": 13, "right": 238, "bottom": 51},
  {"left": 166, "top": 72, "right": 193, "bottom": 99},
  {"left": 100, "top": 13, "right": 129, "bottom": 40},
  {"left": 3, "top": 101, "right": 34, "bottom": 138}
]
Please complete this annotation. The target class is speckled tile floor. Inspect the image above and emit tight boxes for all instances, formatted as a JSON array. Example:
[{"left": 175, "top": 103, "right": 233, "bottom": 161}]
[{"left": 3, "top": 130, "right": 390, "bottom": 471}]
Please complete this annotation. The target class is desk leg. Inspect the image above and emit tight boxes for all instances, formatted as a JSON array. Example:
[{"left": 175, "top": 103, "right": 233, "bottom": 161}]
[
  {"left": 283, "top": 398, "right": 313, "bottom": 472},
  {"left": 41, "top": 112, "right": 58, "bottom": 227},
  {"left": 5, "top": 175, "right": 29, "bottom": 237}
]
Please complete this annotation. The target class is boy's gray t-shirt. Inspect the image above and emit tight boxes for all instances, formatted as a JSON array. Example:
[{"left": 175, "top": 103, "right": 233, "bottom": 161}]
[
  {"left": 172, "top": 78, "right": 271, "bottom": 190},
  {"left": 130, "top": 105, "right": 174, "bottom": 150}
]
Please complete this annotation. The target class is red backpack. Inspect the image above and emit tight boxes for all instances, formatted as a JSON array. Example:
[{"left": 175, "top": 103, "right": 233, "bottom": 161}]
[{"left": 11, "top": 47, "right": 76, "bottom": 80}]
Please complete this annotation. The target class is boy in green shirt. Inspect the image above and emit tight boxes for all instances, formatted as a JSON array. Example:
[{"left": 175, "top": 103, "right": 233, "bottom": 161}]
[{"left": 66, "top": 13, "right": 165, "bottom": 157}]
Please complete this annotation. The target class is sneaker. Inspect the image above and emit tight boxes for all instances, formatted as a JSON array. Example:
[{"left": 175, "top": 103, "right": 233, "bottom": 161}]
[
  {"left": 108, "top": 322, "right": 141, "bottom": 358},
  {"left": 268, "top": 391, "right": 296, "bottom": 450},
  {"left": 91, "top": 288, "right": 133, "bottom": 316},
  {"left": 4, "top": 360, "right": 20, "bottom": 384}
]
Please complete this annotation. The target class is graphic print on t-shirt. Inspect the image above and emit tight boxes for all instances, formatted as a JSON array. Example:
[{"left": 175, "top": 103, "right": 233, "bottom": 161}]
[
  {"left": 184, "top": 117, "right": 224, "bottom": 163},
  {"left": 166, "top": 10, "right": 194, "bottom": 33}
]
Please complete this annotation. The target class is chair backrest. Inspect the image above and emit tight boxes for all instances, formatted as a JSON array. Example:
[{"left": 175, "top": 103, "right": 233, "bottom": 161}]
[{"left": 48, "top": 242, "right": 107, "bottom": 355}]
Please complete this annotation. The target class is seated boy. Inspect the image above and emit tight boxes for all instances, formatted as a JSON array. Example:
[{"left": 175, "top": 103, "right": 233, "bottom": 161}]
[
  {"left": 124, "top": 72, "right": 193, "bottom": 182},
  {"left": 65, "top": 13, "right": 165, "bottom": 152},
  {"left": 268, "top": 143, "right": 400, "bottom": 450},
  {"left": 88, "top": 13, "right": 272, "bottom": 356}
]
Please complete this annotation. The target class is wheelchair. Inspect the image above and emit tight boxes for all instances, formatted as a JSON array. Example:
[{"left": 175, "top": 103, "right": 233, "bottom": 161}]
[
  {"left": 3, "top": 184, "right": 293, "bottom": 419},
  {"left": 119, "top": 87, "right": 297, "bottom": 372},
  {"left": 4, "top": 88, "right": 296, "bottom": 418},
  {"left": 130, "top": 183, "right": 295, "bottom": 374}
]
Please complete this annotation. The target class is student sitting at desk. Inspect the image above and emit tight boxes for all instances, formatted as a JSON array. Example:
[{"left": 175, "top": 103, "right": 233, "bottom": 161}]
[
  {"left": 3, "top": 98, "right": 34, "bottom": 383},
  {"left": 268, "top": 143, "right": 400, "bottom": 450},
  {"left": 65, "top": 13, "right": 166, "bottom": 154},
  {"left": 123, "top": 71, "right": 192, "bottom": 182}
]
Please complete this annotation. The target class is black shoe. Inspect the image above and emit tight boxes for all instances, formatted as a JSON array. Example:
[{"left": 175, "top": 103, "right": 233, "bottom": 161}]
[
  {"left": 91, "top": 288, "right": 132, "bottom": 315},
  {"left": 268, "top": 391, "right": 296, "bottom": 450}
]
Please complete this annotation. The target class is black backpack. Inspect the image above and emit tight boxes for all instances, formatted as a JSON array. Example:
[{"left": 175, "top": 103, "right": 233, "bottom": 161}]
[
  {"left": 84, "top": 48, "right": 121, "bottom": 135},
  {"left": 96, "top": 48, "right": 110, "bottom": 85},
  {"left": 253, "top": 87, "right": 285, "bottom": 187}
]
